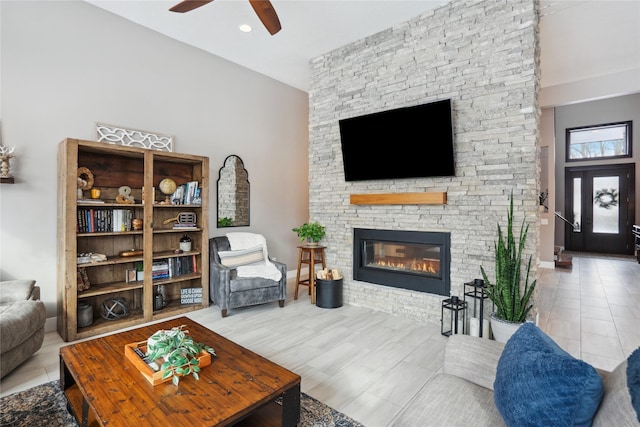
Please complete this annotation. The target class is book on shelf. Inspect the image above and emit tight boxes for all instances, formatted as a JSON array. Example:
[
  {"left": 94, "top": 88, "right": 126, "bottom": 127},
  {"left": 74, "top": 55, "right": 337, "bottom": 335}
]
[
  {"left": 152, "top": 261, "right": 169, "bottom": 271},
  {"left": 192, "top": 188, "right": 202, "bottom": 205},
  {"left": 185, "top": 181, "right": 197, "bottom": 205},
  {"left": 173, "top": 223, "right": 198, "bottom": 230},
  {"left": 170, "top": 181, "right": 201, "bottom": 205},
  {"left": 166, "top": 255, "right": 197, "bottom": 277},
  {"left": 76, "top": 208, "right": 132, "bottom": 233},
  {"left": 146, "top": 256, "right": 198, "bottom": 281}
]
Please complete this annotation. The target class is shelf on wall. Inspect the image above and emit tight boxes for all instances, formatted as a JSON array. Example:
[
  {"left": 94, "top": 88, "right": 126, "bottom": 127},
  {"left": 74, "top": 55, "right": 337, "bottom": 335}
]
[{"left": 350, "top": 192, "right": 447, "bottom": 205}]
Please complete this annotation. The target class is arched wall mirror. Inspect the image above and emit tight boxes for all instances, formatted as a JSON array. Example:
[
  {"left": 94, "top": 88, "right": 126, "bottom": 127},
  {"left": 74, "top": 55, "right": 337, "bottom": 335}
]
[{"left": 217, "top": 155, "right": 250, "bottom": 228}]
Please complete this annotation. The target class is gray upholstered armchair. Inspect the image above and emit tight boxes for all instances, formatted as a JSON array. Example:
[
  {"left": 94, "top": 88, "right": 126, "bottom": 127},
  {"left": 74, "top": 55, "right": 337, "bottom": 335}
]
[
  {"left": 209, "top": 233, "right": 286, "bottom": 317},
  {"left": 0, "top": 280, "right": 47, "bottom": 378}
]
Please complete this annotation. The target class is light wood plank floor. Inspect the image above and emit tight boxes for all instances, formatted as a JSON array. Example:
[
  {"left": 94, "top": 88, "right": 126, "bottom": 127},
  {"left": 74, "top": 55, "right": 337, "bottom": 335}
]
[{"left": 2, "top": 254, "right": 639, "bottom": 426}]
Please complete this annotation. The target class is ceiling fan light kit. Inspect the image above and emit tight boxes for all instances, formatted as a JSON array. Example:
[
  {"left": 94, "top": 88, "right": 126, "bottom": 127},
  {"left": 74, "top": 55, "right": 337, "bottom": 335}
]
[{"left": 170, "top": 0, "right": 281, "bottom": 35}]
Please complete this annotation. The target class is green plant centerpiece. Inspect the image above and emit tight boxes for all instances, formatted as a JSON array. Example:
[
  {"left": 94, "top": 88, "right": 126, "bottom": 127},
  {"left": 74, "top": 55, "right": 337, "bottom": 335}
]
[
  {"left": 146, "top": 325, "right": 216, "bottom": 386},
  {"left": 480, "top": 193, "right": 537, "bottom": 342},
  {"left": 292, "top": 221, "right": 326, "bottom": 245}
]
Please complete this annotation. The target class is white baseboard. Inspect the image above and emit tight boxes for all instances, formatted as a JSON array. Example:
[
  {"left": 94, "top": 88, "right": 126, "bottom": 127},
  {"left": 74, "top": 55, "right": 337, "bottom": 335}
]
[
  {"left": 539, "top": 261, "right": 555, "bottom": 269},
  {"left": 45, "top": 316, "right": 57, "bottom": 333},
  {"left": 287, "top": 267, "right": 307, "bottom": 279}
]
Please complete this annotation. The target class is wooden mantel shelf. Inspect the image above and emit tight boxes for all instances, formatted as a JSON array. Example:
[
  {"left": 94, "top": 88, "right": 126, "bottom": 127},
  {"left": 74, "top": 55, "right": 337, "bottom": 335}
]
[{"left": 350, "top": 192, "right": 447, "bottom": 205}]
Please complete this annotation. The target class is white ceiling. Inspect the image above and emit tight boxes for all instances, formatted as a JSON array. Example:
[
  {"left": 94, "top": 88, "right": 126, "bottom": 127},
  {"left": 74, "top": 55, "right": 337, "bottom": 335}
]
[{"left": 86, "top": 0, "right": 639, "bottom": 93}]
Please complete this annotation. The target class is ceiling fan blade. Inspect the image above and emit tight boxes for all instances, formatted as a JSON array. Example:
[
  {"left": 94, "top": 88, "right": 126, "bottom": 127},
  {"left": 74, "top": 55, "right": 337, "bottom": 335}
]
[
  {"left": 169, "top": 0, "right": 214, "bottom": 13},
  {"left": 248, "top": 0, "right": 282, "bottom": 35}
]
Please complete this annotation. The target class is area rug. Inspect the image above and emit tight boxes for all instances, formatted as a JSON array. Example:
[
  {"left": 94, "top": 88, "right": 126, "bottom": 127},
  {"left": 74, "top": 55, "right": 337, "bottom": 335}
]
[{"left": 0, "top": 380, "right": 364, "bottom": 427}]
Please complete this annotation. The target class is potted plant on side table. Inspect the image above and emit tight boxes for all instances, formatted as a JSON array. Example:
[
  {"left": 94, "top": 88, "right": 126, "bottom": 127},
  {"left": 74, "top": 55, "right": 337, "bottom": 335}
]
[
  {"left": 480, "top": 193, "right": 537, "bottom": 343},
  {"left": 292, "top": 221, "right": 326, "bottom": 246}
]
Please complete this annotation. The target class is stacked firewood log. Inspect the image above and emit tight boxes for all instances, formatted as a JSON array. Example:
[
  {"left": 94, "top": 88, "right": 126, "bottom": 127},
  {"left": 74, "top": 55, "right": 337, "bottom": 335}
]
[{"left": 317, "top": 268, "right": 342, "bottom": 280}]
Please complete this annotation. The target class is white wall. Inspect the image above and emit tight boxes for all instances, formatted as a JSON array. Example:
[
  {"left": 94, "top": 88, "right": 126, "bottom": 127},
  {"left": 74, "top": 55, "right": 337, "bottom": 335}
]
[
  {"left": 539, "top": 108, "right": 556, "bottom": 267},
  {"left": 540, "top": 70, "right": 640, "bottom": 108},
  {"left": 0, "top": 1, "right": 310, "bottom": 318}
]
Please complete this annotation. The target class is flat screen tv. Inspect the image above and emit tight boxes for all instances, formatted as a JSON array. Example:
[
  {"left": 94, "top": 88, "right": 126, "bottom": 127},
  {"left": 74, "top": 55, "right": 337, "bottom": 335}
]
[{"left": 339, "top": 99, "right": 454, "bottom": 181}]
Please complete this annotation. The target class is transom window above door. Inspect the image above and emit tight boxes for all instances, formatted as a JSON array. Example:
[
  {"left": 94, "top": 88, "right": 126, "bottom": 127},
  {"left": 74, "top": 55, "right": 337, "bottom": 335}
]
[{"left": 566, "top": 121, "right": 632, "bottom": 161}]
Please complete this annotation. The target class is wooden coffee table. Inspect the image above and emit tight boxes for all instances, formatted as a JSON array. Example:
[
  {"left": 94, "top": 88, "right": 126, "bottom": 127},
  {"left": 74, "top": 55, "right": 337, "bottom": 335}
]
[{"left": 60, "top": 317, "right": 301, "bottom": 426}]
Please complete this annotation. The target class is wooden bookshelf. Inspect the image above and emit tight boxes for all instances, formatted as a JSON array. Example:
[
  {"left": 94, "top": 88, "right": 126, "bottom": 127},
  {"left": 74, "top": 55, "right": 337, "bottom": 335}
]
[{"left": 57, "top": 138, "right": 209, "bottom": 341}]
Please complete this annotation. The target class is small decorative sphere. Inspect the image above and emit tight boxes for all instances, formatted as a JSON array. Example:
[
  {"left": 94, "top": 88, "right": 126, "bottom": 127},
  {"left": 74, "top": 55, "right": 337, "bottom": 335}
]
[{"left": 159, "top": 178, "right": 177, "bottom": 195}]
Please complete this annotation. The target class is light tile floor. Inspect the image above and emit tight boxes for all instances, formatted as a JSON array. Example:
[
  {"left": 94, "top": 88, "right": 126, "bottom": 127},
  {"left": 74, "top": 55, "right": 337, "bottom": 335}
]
[
  {"left": 1, "top": 253, "right": 639, "bottom": 426},
  {"left": 536, "top": 252, "right": 640, "bottom": 372}
]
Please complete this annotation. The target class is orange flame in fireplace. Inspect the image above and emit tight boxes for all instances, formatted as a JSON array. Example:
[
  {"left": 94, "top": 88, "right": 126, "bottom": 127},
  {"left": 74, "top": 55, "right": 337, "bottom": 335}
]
[{"left": 374, "top": 259, "right": 438, "bottom": 274}]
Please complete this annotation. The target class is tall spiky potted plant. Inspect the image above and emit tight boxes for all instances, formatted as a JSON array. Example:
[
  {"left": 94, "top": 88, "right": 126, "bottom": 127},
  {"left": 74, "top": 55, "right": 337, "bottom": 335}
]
[{"left": 480, "top": 193, "right": 536, "bottom": 342}]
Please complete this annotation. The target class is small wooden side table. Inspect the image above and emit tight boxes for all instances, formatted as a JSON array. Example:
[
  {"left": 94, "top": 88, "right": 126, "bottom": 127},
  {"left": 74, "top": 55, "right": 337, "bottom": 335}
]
[{"left": 294, "top": 245, "right": 326, "bottom": 304}]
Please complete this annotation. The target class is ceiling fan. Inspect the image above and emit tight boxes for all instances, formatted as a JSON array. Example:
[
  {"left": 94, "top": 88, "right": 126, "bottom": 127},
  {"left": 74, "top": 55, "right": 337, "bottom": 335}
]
[{"left": 169, "top": 0, "right": 282, "bottom": 35}]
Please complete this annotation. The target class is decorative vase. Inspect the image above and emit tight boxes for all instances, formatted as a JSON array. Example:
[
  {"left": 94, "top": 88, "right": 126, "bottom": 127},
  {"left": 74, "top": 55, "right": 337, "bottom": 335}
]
[
  {"left": 180, "top": 234, "right": 192, "bottom": 251},
  {"left": 489, "top": 313, "right": 523, "bottom": 343},
  {"left": 154, "top": 291, "right": 164, "bottom": 311},
  {"left": 77, "top": 302, "right": 93, "bottom": 328}
]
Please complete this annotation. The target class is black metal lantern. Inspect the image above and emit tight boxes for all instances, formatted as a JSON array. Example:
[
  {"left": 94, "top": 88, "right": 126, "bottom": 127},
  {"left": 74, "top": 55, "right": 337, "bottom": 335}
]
[
  {"left": 441, "top": 296, "right": 467, "bottom": 337},
  {"left": 464, "top": 279, "right": 491, "bottom": 338}
]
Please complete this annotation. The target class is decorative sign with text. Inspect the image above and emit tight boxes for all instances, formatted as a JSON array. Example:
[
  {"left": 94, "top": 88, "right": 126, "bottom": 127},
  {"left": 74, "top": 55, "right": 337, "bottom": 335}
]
[{"left": 180, "top": 288, "right": 203, "bottom": 304}]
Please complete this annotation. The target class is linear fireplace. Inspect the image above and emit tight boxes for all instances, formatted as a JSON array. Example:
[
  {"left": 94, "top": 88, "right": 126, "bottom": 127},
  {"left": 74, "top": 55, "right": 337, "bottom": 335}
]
[{"left": 353, "top": 228, "right": 450, "bottom": 296}]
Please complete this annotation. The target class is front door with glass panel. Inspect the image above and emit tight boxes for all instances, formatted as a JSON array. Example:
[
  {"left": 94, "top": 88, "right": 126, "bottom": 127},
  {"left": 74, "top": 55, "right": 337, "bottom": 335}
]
[{"left": 565, "top": 164, "right": 635, "bottom": 254}]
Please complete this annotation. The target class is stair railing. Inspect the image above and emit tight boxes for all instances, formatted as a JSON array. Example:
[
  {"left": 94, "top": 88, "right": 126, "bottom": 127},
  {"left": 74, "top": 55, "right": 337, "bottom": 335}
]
[{"left": 554, "top": 211, "right": 576, "bottom": 231}]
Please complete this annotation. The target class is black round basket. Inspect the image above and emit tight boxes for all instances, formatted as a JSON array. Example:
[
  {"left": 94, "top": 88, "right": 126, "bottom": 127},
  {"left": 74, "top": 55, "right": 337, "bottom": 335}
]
[{"left": 315, "top": 278, "right": 343, "bottom": 309}]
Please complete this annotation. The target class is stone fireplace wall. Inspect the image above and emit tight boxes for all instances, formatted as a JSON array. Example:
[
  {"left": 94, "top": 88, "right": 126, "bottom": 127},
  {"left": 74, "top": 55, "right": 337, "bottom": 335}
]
[{"left": 308, "top": 0, "right": 541, "bottom": 324}]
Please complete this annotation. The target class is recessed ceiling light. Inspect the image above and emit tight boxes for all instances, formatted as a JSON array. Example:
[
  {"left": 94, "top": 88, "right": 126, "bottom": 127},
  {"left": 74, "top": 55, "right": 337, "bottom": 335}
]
[{"left": 239, "top": 24, "right": 252, "bottom": 33}]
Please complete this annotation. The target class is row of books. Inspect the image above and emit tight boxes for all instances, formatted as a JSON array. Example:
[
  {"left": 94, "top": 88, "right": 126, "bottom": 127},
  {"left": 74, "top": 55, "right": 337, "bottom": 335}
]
[
  {"left": 151, "top": 255, "right": 198, "bottom": 280},
  {"left": 77, "top": 209, "right": 133, "bottom": 233},
  {"left": 171, "top": 181, "right": 201, "bottom": 205}
]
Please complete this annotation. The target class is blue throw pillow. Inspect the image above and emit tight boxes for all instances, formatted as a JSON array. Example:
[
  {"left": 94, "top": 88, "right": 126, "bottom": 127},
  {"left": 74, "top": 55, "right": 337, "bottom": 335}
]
[
  {"left": 628, "top": 347, "right": 640, "bottom": 422},
  {"left": 494, "top": 323, "right": 603, "bottom": 427}
]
